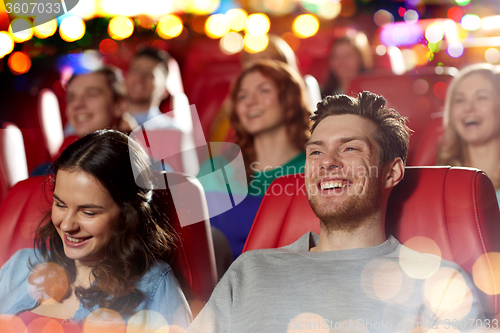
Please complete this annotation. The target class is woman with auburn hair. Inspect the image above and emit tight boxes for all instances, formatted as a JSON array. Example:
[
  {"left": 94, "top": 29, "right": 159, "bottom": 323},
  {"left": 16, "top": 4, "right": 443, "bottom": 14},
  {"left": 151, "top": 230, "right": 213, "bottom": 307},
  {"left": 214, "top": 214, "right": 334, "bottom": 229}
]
[
  {"left": 0, "top": 130, "right": 191, "bottom": 329},
  {"left": 198, "top": 60, "right": 311, "bottom": 268},
  {"left": 437, "top": 63, "right": 500, "bottom": 201}
]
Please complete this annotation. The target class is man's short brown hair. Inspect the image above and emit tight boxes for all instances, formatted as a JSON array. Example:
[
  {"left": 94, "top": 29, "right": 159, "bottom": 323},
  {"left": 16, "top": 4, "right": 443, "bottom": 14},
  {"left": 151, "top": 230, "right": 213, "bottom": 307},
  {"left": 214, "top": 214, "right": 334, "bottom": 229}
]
[{"left": 310, "top": 91, "right": 411, "bottom": 165}]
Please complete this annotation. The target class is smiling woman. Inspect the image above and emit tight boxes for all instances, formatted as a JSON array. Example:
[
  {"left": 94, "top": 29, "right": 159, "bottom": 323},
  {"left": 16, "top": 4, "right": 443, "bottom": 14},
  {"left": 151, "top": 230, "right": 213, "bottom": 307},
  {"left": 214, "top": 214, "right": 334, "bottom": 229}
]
[
  {"left": 436, "top": 63, "right": 500, "bottom": 203},
  {"left": 0, "top": 130, "right": 192, "bottom": 329}
]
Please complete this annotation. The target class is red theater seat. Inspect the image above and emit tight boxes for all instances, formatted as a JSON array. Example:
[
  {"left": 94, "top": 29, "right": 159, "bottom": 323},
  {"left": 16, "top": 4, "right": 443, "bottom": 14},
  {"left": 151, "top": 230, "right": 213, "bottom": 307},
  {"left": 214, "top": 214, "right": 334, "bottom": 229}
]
[
  {"left": 411, "top": 113, "right": 445, "bottom": 166},
  {"left": 0, "top": 122, "right": 28, "bottom": 203},
  {"left": 0, "top": 172, "right": 217, "bottom": 312},
  {"left": 243, "top": 167, "right": 500, "bottom": 318},
  {"left": 348, "top": 68, "right": 452, "bottom": 164}
]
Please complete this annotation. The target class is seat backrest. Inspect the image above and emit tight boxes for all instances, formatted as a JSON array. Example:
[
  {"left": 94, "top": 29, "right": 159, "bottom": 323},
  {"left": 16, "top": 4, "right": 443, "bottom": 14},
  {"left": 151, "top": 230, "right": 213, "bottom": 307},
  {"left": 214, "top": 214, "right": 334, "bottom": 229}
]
[
  {"left": 0, "top": 173, "right": 217, "bottom": 312},
  {"left": 0, "top": 122, "right": 28, "bottom": 203},
  {"left": 410, "top": 114, "right": 445, "bottom": 166},
  {"left": 243, "top": 167, "right": 500, "bottom": 318},
  {"left": 37, "top": 89, "right": 64, "bottom": 159}
]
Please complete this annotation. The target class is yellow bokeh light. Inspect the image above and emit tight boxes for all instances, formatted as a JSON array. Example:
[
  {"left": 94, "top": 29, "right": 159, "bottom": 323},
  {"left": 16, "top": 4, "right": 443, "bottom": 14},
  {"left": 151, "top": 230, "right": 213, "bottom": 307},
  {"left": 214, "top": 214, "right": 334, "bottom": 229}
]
[
  {"left": 317, "top": 1, "right": 341, "bottom": 20},
  {"left": 399, "top": 243, "right": 441, "bottom": 279},
  {"left": 245, "top": 13, "right": 270, "bottom": 36},
  {"left": 485, "top": 48, "right": 500, "bottom": 63},
  {"left": 243, "top": 33, "right": 269, "bottom": 53},
  {"left": 220, "top": 32, "right": 244, "bottom": 55},
  {"left": 0, "top": 32, "right": 15, "bottom": 58},
  {"left": 33, "top": 19, "right": 58, "bottom": 39},
  {"left": 226, "top": 8, "right": 247, "bottom": 32},
  {"left": 423, "top": 267, "right": 473, "bottom": 321},
  {"left": 205, "top": 14, "right": 230, "bottom": 39},
  {"left": 293, "top": 14, "right": 319, "bottom": 38},
  {"left": 9, "top": 18, "right": 33, "bottom": 43},
  {"left": 187, "top": 0, "right": 220, "bottom": 15},
  {"left": 59, "top": 16, "right": 86, "bottom": 42},
  {"left": 108, "top": 16, "right": 134, "bottom": 40},
  {"left": 157, "top": 15, "right": 183, "bottom": 39},
  {"left": 0, "top": 315, "right": 27, "bottom": 332},
  {"left": 473, "top": 252, "right": 500, "bottom": 295}
]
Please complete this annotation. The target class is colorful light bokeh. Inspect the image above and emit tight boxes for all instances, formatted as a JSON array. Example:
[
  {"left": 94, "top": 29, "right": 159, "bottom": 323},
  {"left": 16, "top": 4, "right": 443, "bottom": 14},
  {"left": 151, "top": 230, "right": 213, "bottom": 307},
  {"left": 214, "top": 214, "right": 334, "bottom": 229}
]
[
  {"left": 226, "top": 8, "right": 247, "bottom": 32},
  {"left": 243, "top": 33, "right": 269, "bottom": 53},
  {"left": 205, "top": 14, "right": 230, "bottom": 39},
  {"left": 8, "top": 51, "right": 31, "bottom": 75},
  {"left": 9, "top": 18, "right": 33, "bottom": 43},
  {"left": 220, "top": 32, "right": 244, "bottom": 54},
  {"left": 33, "top": 19, "right": 58, "bottom": 39},
  {"left": 59, "top": 16, "right": 86, "bottom": 42},
  {"left": 245, "top": 13, "right": 271, "bottom": 36},
  {"left": 108, "top": 16, "right": 135, "bottom": 40},
  {"left": 0, "top": 32, "right": 14, "bottom": 58},
  {"left": 292, "top": 14, "right": 319, "bottom": 38},
  {"left": 157, "top": 15, "right": 184, "bottom": 39}
]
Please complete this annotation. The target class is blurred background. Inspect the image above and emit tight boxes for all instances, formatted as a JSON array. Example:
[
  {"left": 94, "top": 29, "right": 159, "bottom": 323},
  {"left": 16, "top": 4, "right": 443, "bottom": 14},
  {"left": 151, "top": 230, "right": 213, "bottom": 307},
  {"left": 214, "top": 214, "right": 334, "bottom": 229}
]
[{"left": 0, "top": 0, "right": 499, "bottom": 173}]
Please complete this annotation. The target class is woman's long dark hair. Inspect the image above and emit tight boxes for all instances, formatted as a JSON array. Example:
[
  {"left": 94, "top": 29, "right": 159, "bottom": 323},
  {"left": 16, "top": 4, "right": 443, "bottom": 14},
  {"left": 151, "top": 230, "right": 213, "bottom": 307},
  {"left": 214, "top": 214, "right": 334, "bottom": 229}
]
[{"left": 35, "top": 130, "right": 176, "bottom": 311}]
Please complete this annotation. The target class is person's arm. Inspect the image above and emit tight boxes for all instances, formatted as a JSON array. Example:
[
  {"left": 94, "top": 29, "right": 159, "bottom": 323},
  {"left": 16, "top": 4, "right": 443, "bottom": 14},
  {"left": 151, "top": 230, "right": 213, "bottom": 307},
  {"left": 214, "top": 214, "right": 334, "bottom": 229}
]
[{"left": 147, "top": 265, "right": 193, "bottom": 329}]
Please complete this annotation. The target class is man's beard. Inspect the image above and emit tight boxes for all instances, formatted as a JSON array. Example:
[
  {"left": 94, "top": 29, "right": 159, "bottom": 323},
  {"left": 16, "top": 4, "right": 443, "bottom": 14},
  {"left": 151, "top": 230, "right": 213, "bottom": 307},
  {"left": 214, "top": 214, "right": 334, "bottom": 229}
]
[{"left": 307, "top": 179, "right": 383, "bottom": 233}]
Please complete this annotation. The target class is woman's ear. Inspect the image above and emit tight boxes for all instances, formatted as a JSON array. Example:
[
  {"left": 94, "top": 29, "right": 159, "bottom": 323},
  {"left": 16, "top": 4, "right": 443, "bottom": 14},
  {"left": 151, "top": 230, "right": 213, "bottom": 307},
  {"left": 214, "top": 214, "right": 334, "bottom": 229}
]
[{"left": 384, "top": 157, "right": 404, "bottom": 190}]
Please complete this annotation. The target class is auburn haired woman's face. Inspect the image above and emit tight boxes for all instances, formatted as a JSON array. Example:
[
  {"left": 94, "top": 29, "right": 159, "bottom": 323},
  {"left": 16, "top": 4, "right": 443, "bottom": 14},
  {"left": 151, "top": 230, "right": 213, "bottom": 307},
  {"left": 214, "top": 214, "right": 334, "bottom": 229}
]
[
  {"left": 52, "top": 170, "right": 121, "bottom": 266},
  {"left": 451, "top": 73, "right": 500, "bottom": 146},
  {"left": 235, "top": 71, "right": 284, "bottom": 136}
]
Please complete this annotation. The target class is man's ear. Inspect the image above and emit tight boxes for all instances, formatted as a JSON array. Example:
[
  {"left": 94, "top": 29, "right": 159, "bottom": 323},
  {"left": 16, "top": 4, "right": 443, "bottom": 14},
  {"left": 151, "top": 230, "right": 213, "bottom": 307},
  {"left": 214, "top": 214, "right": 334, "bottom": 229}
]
[{"left": 384, "top": 157, "right": 404, "bottom": 190}]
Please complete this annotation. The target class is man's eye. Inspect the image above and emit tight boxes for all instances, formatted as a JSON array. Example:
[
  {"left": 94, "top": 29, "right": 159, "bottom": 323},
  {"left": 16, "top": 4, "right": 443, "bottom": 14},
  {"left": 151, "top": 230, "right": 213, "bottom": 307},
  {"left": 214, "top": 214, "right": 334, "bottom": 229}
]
[
  {"left": 309, "top": 151, "right": 322, "bottom": 155},
  {"left": 345, "top": 147, "right": 357, "bottom": 152}
]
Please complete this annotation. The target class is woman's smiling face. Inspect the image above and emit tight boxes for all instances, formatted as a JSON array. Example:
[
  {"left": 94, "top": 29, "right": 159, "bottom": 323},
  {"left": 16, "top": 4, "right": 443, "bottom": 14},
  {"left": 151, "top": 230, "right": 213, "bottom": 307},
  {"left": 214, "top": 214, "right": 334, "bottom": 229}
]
[{"left": 52, "top": 169, "right": 121, "bottom": 266}]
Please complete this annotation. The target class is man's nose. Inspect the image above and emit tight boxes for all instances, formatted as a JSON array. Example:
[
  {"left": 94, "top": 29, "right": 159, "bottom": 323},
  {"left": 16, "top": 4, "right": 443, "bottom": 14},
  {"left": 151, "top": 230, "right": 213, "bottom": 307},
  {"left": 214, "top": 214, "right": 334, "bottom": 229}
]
[{"left": 320, "top": 152, "right": 343, "bottom": 171}]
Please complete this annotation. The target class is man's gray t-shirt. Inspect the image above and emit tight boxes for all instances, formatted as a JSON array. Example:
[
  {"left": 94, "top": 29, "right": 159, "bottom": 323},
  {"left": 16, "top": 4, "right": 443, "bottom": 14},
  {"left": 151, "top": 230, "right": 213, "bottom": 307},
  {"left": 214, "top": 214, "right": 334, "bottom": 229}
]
[{"left": 189, "top": 233, "right": 484, "bottom": 333}]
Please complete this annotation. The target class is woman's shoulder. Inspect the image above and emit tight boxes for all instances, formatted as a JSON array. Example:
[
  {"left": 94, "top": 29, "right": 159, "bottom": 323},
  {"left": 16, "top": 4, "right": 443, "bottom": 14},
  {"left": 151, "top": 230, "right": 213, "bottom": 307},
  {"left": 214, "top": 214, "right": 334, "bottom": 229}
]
[
  {"left": 1, "top": 248, "right": 43, "bottom": 271},
  {"left": 135, "top": 261, "right": 174, "bottom": 295}
]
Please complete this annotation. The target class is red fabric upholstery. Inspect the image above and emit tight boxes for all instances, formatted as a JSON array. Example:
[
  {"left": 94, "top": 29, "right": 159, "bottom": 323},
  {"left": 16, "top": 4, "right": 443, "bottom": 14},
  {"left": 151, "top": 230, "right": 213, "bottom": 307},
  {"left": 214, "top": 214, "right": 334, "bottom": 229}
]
[
  {"left": 243, "top": 167, "right": 500, "bottom": 318},
  {"left": 0, "top": 173, "right": 217, "bottom": 306}
]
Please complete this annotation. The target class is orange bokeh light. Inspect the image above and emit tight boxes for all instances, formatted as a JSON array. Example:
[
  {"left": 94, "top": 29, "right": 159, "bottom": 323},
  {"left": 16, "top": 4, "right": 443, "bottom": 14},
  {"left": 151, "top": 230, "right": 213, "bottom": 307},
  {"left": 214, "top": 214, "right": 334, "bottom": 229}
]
[{"left": 8, "top": 51, "right": 31, "bottom": 75}]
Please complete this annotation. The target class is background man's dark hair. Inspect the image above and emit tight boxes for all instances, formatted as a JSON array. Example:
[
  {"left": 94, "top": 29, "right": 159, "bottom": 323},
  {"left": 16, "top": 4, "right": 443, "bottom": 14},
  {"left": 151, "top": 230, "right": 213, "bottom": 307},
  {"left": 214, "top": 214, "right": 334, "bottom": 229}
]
[
  {"left": 133, "top": 47, "right": 170, "bottom": 76},
  {"left": 67, "top": 66, "right": 126, "bottom": 102},
  {"left": 310, "top": 91, "right": 411, "bottom": 165}
]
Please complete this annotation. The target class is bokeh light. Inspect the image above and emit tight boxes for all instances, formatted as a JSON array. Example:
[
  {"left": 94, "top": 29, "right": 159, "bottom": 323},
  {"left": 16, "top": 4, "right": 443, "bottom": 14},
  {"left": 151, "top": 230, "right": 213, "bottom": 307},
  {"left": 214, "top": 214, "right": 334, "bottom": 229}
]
[
  {"left": 27, "top": 317, "right": 66, "bottom": 333},
  {"left": 59, "top": 16, "right": 86, "bottom": 42},
  {"left": 316, "top": 1, "right": 341, "bottom": 20},
  {"left": 399, "top": 243, "right": 441, "bottom": 279},
  {"left": 83, "top": 308, "right": 125, "bottom": 333},
  {"left": 127, "top": 310, "right": 168, "bottom": 333},
  {"left": 485, "top": 48, "right": 500, "bottom": 63},
  {"left": 33, "top": 19, "right": 58, "bottom": 39},
  {"left": 0, "top": 32, "right": 15, "bottom": 58},
  {"left": 0, "top": 315, "right": 27, "bottom": 332},
  {"left": 108, "top": 16, "right": 134, "bottom": 40},
  {"left": 413, "top": 79, "right": 429, "bottom": 95},
  {"left": 226, "top": 8, "right": 247, "bottom": 32},
  {"left": 375, "top": 45, "right": 386, "bottom": 56},
  {"left": 472, "top": 252, "right": 500, "bottom": 295},
  {"left": 243, "top": 33, "right": 269, "bottom": 53},
  {"left": 99, "top": 39, "right": 118, "bottom": 55},
  {"left": 425, "top": 24, "right": 444, "bottom": 43},
  {"left": 447, "top": 7, "right": 463, "bottom": 22},
  {"left": 374, "top": 9, "right": 394, "bottom": 28},
  {"left": 245, "top": 13, "right": 270, "bottom": 36},
  {"left": 157, "top": 15, "right": 183, "bottom": 39},
  {"left": 461, "top": 14, "right": 481, "bottom": 31},
  {"left": 287, "top": 313, "right": 329, "bottom": 333},
  {"left": 220, "top": 32, "right": 244, "bottom": 54},
  {"left": 292, "top": 14, "right": 319, "bottom": 38},
  {"left": 447, "top": 41, "right": 464, "bottom": 58},
  {"left": 388, "top": 46, "right": 405, "bottom": 75},
  {"left": 27, "top": 263, "right": 69, "bottom": 303},
  {"left": 482, "top": 15, "right": 500, "bottom": 31},
  {"left": 403, "top": 9, "right": 419, "bottom": 24},
  {"left": 8, "top": 51, "right": 31, "bottom": 75},
  {"left": 205, "top": 14, "right": 230, "bottom": 39},
  {"left": 433, "top": 82, "right": 448, "bottom": 100},
  {"left": 9, "top": 18, "right": 33, "bottom": 43},
  {"left": 423, "top": 267, "right": 473, "bottom": 321},
  {"left": 264, "top": 0, "right": 290, "bottom": 13},
  {"left": 455, "top": 0, "right": 471, "bottom": 5},
  {"left": 187, "top": 0, "right": 221, "bottom": 15}
]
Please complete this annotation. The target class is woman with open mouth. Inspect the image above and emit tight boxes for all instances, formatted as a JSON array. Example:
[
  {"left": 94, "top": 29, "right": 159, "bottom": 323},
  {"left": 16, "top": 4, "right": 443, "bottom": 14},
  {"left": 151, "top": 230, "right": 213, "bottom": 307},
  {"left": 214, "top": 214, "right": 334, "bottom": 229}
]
[
  {"left": 0, "top": 130, "right": 192, "bottom": 330},
  {"left": 437, "top": 63, "right": 500, "bottom": 206}
]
